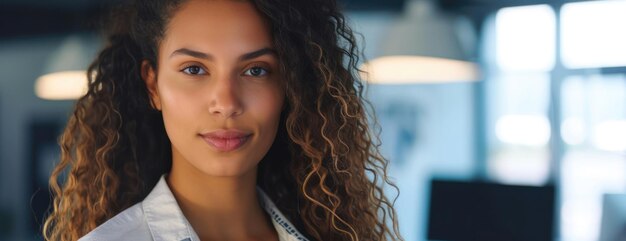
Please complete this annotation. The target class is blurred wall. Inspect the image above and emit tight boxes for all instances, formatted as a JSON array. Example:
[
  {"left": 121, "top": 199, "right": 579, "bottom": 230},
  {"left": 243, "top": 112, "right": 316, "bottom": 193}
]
[{"left": 0, "top": 36, "right": 75, "bottom": 240}]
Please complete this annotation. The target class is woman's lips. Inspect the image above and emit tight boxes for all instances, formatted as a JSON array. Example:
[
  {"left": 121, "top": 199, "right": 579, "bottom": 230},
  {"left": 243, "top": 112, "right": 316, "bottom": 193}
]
[{"left": 199, "top": 130, "right": 252, "bottom": 152}]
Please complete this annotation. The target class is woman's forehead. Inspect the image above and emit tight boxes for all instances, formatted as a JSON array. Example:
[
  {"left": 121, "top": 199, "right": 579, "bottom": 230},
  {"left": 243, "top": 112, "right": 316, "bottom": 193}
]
[{"left": 160, "top": 0, "right": 272, "bottom": 58}]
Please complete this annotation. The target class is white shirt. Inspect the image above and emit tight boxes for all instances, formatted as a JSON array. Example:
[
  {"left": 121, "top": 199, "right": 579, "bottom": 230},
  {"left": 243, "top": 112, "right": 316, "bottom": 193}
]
[{"left": 79, "top": 175, "right": 310, "bottom": 241}]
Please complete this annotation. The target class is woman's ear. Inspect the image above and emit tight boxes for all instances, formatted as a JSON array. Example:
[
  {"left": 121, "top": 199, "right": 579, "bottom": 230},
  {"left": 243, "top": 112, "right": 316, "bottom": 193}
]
[{"left": 141, "top": 60, "right": 162, "bottom": 111}]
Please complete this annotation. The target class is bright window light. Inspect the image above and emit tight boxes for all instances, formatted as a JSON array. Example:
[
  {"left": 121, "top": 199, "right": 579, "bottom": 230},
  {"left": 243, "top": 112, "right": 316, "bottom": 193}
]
[
  {"left": 561, "top": 74, "right": 626, "bottom": 151},
  {"left": 561, "top": 117, "right": 586, "bottom": 146},
  {"left": 495, "top": 114, "right": 551, "bottom": 146},
  {"left": 561, "top": 0, "right": 626, "bottom": 68},
  {"left": 592, "top": 120, "right": 626, "bottom": 152},
  {"left": 561, "top": 151, "right": 626, "bottom": 241},
  {"left": 490, "top": 151, "right": 550, "bottom": 185},
  {"left": 495, "top": 5, "right": 555, "bottom": 72}
]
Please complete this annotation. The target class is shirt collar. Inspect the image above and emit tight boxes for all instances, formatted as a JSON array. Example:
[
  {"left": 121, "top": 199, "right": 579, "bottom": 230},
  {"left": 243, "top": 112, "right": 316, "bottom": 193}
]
[
  {"left": 142, "top": 175, "right": 196, "bottom": 241},
  {"left": 142, "top": 175, "right": 309, "bottom": 241},
  {"left": 257, "top": 188, "right": 310, "bottom": 241}
]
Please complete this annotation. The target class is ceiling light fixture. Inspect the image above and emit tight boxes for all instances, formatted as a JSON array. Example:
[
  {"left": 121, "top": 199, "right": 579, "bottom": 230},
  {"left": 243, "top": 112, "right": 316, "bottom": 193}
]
[{"left": 361, "top": 0, "right": 480, "bottom": 84}]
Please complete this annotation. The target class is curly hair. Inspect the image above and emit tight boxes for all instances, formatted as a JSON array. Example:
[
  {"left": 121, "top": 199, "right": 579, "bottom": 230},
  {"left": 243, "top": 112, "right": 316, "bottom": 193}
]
[{"left": 43, "top": 0, "right": 402, "bottom": 240}]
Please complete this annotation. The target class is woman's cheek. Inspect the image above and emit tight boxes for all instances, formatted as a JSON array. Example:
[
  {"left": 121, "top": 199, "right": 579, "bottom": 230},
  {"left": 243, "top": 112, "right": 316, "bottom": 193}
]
[
  {"left": 159, "top": 77, "right": 200, "bottom": 111},
  {"left": 249, "top": 88, "right": 283, "bottom": 117}
]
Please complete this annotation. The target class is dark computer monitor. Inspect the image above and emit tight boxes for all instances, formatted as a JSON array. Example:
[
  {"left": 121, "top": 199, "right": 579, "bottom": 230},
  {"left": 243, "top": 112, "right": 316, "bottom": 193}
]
[{"left": 427, "top": 179, "right": 555, "bottom": 241}]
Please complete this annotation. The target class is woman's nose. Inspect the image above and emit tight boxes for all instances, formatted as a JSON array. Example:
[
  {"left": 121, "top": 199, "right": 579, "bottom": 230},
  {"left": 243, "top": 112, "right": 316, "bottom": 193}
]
[{"left": 207, "top": 76, "right": 243, "bottom": 118}]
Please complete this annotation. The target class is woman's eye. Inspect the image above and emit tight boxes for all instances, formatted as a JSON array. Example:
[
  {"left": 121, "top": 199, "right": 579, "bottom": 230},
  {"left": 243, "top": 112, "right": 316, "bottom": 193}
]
[
  {"left": 182, "top": 65, "right": 207, "bottom": 75},
  {"left": 243, "top": 66, "right": 269, "bottom": 77}
]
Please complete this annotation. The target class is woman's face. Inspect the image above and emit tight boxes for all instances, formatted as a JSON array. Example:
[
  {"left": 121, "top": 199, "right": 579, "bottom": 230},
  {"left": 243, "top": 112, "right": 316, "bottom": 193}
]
[{"left": 143, "top": 0, "right": 284, "bottom": 177}]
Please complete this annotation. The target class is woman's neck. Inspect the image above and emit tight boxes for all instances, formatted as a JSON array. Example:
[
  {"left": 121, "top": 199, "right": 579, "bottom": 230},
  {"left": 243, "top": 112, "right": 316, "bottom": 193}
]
[{"left": 166, "top": 160, "right": 277, "bottom": 241}]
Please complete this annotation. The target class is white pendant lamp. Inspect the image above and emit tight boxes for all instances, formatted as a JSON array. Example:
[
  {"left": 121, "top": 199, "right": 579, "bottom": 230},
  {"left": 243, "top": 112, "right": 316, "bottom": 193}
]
[
  {"left": 35, "top": 34, "right": 101, "bottom": 100},
  {"left": 361, "top": 0, "right": 480, "bottom": 84}
]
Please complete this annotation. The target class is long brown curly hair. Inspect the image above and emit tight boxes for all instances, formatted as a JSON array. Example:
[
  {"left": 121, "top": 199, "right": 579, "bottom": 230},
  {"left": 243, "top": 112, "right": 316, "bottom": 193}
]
[{"left": 43, "top": 0, "right": 402, "bottom": 240}]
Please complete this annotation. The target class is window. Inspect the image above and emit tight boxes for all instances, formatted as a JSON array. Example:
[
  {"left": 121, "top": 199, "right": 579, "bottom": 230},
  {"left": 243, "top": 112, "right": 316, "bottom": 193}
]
[
  {"left": 561, "top": 1, "right": 626, "bottom": 68},
  {"left": 488, "top": 73, "right": 551, "bottom": 185},
  {"left": 487, "top": 4, "right": 555, "bottom": 185},
  {"left": 484, "top": 1, "right": 626, "bottom": 241},
  {"left": 560, "top": 74, "right": 626, "bottom": 241},
  {"left": 495, "top": 5, "right": 555, "bottom": 72}
]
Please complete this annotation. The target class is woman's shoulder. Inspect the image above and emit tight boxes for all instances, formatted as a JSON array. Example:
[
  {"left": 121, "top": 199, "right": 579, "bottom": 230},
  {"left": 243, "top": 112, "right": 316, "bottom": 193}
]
[
  {"left": 78, "top": 175, "right": 196, "bottom": 241},
  {"left": 78, "top": 202, "right": 151, "bottom": 241}
]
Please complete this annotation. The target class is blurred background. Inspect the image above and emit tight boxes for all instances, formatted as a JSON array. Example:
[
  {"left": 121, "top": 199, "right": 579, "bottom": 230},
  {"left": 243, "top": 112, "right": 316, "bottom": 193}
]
[{"left": 1, "top": 0, "right": 625, "bottom": 240}]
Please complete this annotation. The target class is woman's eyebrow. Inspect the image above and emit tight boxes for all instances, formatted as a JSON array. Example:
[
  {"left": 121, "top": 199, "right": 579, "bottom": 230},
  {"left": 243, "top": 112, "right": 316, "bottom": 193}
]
[
  {"left": 170, "top": 48, "right": 210, "bottom": 59},
  {"left": 239, "top": 48, "right": 277, "bottom": 61},
  {"left": 169, "top": 47, "right": 277, "bottom": 61}
]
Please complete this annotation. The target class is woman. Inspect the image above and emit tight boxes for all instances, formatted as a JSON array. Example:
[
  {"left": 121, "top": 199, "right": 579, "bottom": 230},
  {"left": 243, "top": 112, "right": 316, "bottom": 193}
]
[{"left": 43, "top": 0, "right": 402, "bottom": 240}]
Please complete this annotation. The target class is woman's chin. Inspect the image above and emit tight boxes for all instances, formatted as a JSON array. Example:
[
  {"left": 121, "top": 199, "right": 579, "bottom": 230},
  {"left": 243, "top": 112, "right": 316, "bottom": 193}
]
[{"left": 195, "top": 161, "right": 257, "bottom": 178}]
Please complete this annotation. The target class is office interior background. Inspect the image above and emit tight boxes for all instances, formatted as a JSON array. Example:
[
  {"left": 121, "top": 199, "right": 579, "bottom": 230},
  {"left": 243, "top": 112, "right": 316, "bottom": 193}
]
[{"left": 1, "top": 0, "right": 625, "bottom": 240}]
